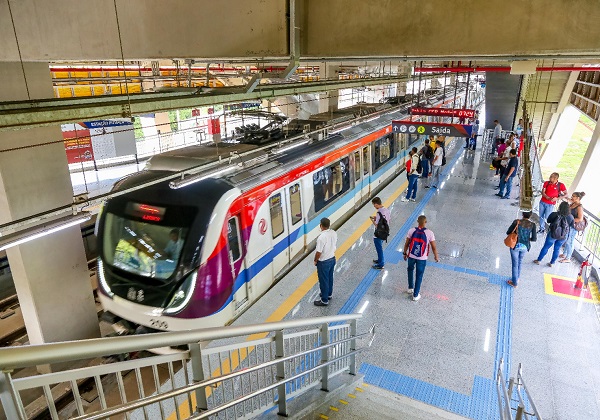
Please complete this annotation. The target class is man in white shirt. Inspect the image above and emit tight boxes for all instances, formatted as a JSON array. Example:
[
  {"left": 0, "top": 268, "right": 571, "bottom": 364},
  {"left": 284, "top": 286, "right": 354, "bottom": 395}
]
[
  {"left": 401, "top": 147, "right": 421, "bottom": 202},
  {"left": 428, "top": 140, "right": 444, "bottom": 188},
  {"left": 370, "top": 197, "right": 391, "bottom": 270},
  {"left": 314, "top": 218, "right": 338, "bottom": 306}
]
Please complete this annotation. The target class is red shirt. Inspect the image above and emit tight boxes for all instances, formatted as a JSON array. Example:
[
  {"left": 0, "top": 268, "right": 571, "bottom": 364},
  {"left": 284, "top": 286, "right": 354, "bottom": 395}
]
[{"left": 541, "top": 180, "right": 566, "bottom": 205}]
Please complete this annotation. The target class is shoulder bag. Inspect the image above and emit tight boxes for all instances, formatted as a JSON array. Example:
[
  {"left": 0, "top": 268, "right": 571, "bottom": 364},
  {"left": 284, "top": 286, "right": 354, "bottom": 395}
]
[{"left": 504, "top": 220, "right": 520, "bottom": 248}]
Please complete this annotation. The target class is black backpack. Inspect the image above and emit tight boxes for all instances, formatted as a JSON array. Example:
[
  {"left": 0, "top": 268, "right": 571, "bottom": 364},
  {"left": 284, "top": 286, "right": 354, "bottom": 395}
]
[
  {"left": 415, "top": 155, "right": 423, "bottom": 174},
  {"left": 424, "top": 145, "right": 434, "bottom": 160},
  {"left": 549, "top": 215, "right": 569, "bottom": 240},
  {"left": 374, "top": 211, "right": 390, "bottom": 242}
]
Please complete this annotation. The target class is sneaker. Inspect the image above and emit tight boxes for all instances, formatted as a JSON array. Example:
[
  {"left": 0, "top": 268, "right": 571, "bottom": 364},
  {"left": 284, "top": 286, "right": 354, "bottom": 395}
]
[
  {"left": 406, "top": 288, "right": 414, "bottom": 295},
  {"left": 424, "top": 185, "right": 430, "bottom": 188},
  {"left": 412, "top": 294, "right": 421, "bottom": 301},
  {"left": 372, "top": 265, "right": 384, "bottom": 270},
  {"left": 319, "top": 293, "right": 332, "bottom": 300},
  {"left": 314, "top": 299, "right": 329, "bottom": 307},
  {"left": 401, "top": 197, "right": 409, "bottom": 202},
  {"left": 373, "top": 259, "right": 379, "bottom": 263},
  {"left": 495, "top": 193, "right": 503, "bottom": 197},
  {"left": 537, "top": 229, "right": 545, "bottom": 234},
  {"left": 533, "top": 260, "right": 540, "bottom": 265},
  {"left": 501, "top": 196, "right": 510, "bottom": 199},
  {"left": 547, "top": 263, "right": 553, "bottom": 268},
  {"left": 410, "top": 198, "right": 416, "bottom": 202},
  {"left": 431, "top": 185, "right": 437, "bottom": 189}
]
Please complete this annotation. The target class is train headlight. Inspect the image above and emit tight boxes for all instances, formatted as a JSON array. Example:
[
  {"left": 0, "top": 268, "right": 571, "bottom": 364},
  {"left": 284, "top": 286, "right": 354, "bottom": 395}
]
[
  {"left": 165, "top": 271, "right": 197, "bottom": 314},
  {"left": 97, "top": 259, "right": 114, "bottom": 297}
]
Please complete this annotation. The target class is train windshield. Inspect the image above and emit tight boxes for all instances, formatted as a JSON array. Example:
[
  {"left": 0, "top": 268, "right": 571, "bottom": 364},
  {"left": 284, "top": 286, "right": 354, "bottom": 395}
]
[{"left": 102, "top": 212, "right": 189, "bottom": 280}]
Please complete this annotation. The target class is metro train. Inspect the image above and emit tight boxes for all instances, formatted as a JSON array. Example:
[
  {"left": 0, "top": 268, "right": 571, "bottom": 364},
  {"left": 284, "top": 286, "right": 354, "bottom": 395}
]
[{"left": 96, "top": 97, "right": 460, "bottom": 332}]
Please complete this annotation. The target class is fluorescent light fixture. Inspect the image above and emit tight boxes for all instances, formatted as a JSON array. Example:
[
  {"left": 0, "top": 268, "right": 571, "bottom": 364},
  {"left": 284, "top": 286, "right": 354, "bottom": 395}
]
[
  {"left": 358, "top": 300, "right": 370, "bottom": 314},
  {"left": 272, "top": 139, "right": 310, "bottom": 155},
  {"left": 0, "top": 213, "right": 91, "bottom": 252},
  {"left": 484, "top": 328, "right": 490, "bottom": 352},
  {"left": 170, "top": 166, "right": 234, "bottom": 189}
]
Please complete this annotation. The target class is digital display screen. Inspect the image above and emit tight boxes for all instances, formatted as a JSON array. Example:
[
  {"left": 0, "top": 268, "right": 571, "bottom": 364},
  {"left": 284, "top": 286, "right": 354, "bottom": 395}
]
[{"left": 125, "top": 203, "right": 166, "bottom": 222}]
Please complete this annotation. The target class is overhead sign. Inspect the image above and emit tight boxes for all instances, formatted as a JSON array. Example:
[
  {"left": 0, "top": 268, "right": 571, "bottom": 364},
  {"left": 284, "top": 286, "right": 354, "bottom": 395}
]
[
  {"left": 392, "top": 121, "right": 473, "bottom": 137},
  {"left": 410, "top": 107, "right": 476, "bottom": 119}
]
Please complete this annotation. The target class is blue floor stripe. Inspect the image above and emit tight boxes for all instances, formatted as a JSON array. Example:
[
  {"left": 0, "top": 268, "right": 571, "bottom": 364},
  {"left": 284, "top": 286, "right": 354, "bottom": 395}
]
[{"left": 337, "top": 143, "right": 515, "bottom": 419}]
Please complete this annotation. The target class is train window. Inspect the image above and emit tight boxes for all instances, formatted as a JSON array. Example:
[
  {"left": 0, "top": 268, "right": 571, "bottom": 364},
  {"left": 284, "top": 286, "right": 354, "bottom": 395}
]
[
  {"left": 227, "top": 217, "right": 241, "bottom": 262},
  {"left": 362, "top": 147, "right": 370, "bottom": 176},
  {"left": 289, "top": 184, "right": 302, "bottom": 225},
  {"left": 354, "top": 151, "right": 361, "bottom": 181},
  {"left": 270, "top": 194, "right": 285, "bottom": 239},
  {"left": 312, "top": 157, "right": 350, "bottom": 212},
  {"left": 102, "top": 213, "right": 189, "bottom": 280},
  {"left": 373, "top": 135, "right": 394, "bottom": 171}
]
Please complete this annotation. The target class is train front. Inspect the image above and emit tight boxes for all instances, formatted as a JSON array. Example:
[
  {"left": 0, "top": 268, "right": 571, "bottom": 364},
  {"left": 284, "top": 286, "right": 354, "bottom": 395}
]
[{"left": 96, "top": 173, "right": 235, "bottom": 332}]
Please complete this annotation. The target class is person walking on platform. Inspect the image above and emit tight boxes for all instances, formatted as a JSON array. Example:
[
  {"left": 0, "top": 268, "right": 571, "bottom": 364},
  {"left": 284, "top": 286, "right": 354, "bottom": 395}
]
[
  {"left": 496, "top": 149, "right": 518, "bottom": 199},
  {"left": 429, "top": 140, "right": 444, "bottom": 188},
  {"left": 534, "top": 202, "right": 573, "bottom": 268},
  {"left": 313, "top": 218, "right": 337, "bottom": 306},
  {"left": 420, "top": 139, "right": 433, "bottom": 184},
  {"left": 402, "top": 147, "right": 420, "bottom": 202},
  {"left": 559, "top": 192, "right": 586, "bottom": 263},
  {"left": 370, "top": 197, "right": 391, "bottom": 270},
  {"left": 469, "top": 119, "right": 480, "bottom": 150},
  {"left": 403, "top": 215, "right": 439, "bottom": 301},
  {"left": 506, "top": 211, "right": 537, "bottom": 288},
  {"left": 493, "top": 119, "right": 503, "bottom": 154},
  {"left": 538, "top": 172, "right": 567, "bottom": 234}
]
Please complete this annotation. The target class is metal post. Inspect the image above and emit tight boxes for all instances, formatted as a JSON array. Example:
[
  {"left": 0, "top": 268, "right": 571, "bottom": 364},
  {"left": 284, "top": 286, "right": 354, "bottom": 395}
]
[
  {"left": 275, "top": 329, "right": 287, "bottom": 416},
  {"left": 188, "top": 343, "right": 208, "bottom": 413},
  {"left": 349, "top": 319, "right": 357, "bottom": 375},
  {"left": 320, "top": 323, "right": 330, "bottom": 391},
  {"left": 515, "top": 404, "right": 525, "bottom": 420},
  {"left": 0, "top": 371, "right": 26, "bottom": 419}
]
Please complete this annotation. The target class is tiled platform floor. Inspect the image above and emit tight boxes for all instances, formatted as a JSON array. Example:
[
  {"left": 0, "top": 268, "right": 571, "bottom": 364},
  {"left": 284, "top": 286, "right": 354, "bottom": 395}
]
[{"left": 234, "top": 136, "right": 600, "bottom": 419}]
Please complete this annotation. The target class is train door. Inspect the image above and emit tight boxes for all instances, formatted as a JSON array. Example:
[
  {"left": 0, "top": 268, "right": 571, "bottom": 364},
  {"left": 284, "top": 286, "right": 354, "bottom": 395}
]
[
  {"left": 361, "top": 145, "right": 371, "bottom": 199},
  {"left": 227, "top": 214, "right": 248, "bottom": 309},
  {"left": 353, "top": 150, "right": 363, "bottom": 208},
  {"left": 286, "top": 182, "right": 305, "bottom": 261},
  {"left": 269, "top": 191, "right": 290, "bottom": 277}
]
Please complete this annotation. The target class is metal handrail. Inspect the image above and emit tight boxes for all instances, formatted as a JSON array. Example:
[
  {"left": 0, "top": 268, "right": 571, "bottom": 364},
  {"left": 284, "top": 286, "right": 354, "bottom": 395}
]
[
  {"left": 73, "top": 325, "right": 375, "bottom": 420},
  {"left": 496, "top": 359, "right": 544, "bottom": 420},
  {"left": 0, "top": 314, "right": 361, "bottom": 370}
]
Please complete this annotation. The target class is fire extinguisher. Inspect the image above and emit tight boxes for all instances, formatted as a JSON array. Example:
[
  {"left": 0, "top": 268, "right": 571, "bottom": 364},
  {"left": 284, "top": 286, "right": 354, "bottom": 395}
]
[{"left": 574, "top": 254, "right": 592, "bottom": 290}]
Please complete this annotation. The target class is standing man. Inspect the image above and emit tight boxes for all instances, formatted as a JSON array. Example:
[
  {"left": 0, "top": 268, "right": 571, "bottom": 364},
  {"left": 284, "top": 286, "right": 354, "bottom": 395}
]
[
  {"left": 493, "top": 119, "right": 503, "bottom": 154},
  {"left": 313, "top": 218, "right": 337, "bottom": 306},
  {"left": 538, "top": 172, "right": 567, "bottom": 233},
  {"left": 420, "top": 139, "right": 433, "bottom": 183},
  {"left": 370, "top": 197, "right": 391, "bottom": 270},
  {"left": 497, "top": 149, "right": 519, "bottom": 199},
  {"left": 428, "top": 140, "right": 444, "bottom": 188},
  {"left": 470, "top": 119, "right": 480, "bottom": 150},
  {"left": 401, "top": 147, "right": 421, "bottom": 202},
  {"left": 403, "top": 215, "right": 439, "bottom": 301}
]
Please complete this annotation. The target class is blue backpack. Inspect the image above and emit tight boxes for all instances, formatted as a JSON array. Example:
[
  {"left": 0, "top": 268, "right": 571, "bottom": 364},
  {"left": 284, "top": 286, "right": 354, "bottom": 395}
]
[{"left": 409, "top": 227, "right": 429, "bottom": 258}]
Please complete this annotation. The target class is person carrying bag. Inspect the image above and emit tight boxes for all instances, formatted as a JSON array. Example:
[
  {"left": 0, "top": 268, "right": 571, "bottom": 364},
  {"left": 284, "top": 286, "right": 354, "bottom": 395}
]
[{"left": 506, "top": 212, "right": 537, "bottom": 288}]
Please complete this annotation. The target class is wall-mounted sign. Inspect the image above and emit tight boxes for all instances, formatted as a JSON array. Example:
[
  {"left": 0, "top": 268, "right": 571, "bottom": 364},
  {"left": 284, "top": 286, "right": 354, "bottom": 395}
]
[
  {"left": 392, "top": 121, "right": 473, "bottom": 137},
  {"left": 410, "top": 107, "right": 476, "bottom": 119}
]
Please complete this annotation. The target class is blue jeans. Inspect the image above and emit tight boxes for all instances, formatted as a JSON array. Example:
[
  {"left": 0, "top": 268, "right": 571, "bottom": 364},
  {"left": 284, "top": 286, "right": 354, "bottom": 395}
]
[
  {"left": 429, "top": 165, "right": 442, "bottom": 187},
  {"left": 421, "top": 159, "right": 430, "bottom": 178},
  {"left": 510, "top": 247, "right": 527, "bottom": 285},
  {"left": 537, "top": 236, "right": 566, "bottom": 264},
  {"left": 407, "top": 257, "right": 427, "bottom": 297},
  {"left": 538, "top": 201, "right": 554, "bottom": 230},
  {"left": 498, "top": 176, "right": 515, "bottom": 198},
  {"left": 563, "top": 228, "right": 578, "bottom": 259},
  {"left": 406, "top": 174, "right": 419, "bottom": 199},
  {"left": 316, "top": 257, "right": 336, "bottom": 303},
  {"left": 373, "top": 237, "right": 385, "bottom": 266}
]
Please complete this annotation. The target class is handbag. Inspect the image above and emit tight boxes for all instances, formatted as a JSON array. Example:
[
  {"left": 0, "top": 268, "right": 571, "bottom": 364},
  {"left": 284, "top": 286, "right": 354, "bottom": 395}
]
[
  {"left": 504, "top": 220, "right": 520, "bottom": 248},
  {"left": 573, "top": 205, "right": 588, "bottom": 232}
]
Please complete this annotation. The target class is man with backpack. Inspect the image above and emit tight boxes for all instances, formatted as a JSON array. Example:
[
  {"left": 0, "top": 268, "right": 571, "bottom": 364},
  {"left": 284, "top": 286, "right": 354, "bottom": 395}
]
[
  {"left": 370, "top": 197, "right": 391, "bottom": 270},
  {"left": 534, "top": 202, "right": 573, "bottom": 268},
  {"left": 420, "top": 139, "right": 434, "bottom": 182},
  {"left": 401, "top": 147, "right": 421, "bottom": 202},
  {"left": 538, "top": 172, "right": 567, "bottom": 234},
  {"left": 403, "top": 215, "right": 439, "bottom": 301}
]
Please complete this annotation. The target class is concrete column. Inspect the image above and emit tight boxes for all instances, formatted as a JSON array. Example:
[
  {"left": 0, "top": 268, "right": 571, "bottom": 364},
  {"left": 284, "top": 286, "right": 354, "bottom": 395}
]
[
  {"left": 318, "top": 64, "right": 339, "bottom": 114},
  {"left": 540, "top": 105, "right": 580, "bottom": 169},
  {"left": 570, "top": 120, "right": 600, "bottom": 208},
  {"left": 0, "top": 63, "right": 100, "bottom": 363}
]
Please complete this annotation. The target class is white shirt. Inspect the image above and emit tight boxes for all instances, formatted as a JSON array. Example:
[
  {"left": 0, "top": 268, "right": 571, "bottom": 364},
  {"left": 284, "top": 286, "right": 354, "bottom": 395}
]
[
  {"left": 406, "top": 227, "right": 436, "bottom": 261},
  {"left": 316, "top": 229, "right": 337, "bottom": 261},
  {"left": 409, "top": 154, "right": 420, "bottom": 175},
  {"left": 433, "top": 147, "right": 443, "bottom": 167}
]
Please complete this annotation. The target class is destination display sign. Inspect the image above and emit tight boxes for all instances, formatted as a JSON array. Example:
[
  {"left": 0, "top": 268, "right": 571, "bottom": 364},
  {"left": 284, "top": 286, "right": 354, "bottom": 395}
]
[
  {"left": 410, "top": 107, "right": 476, "bottom": 119},
  {"left": 392, "top": 121, "right": 473, "bottom": 137}
]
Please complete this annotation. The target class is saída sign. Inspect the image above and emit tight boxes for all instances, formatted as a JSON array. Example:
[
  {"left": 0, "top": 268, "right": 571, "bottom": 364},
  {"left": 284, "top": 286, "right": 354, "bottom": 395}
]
[{"left": 392, "top": 121, "right": 473, "bottom": 137}]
